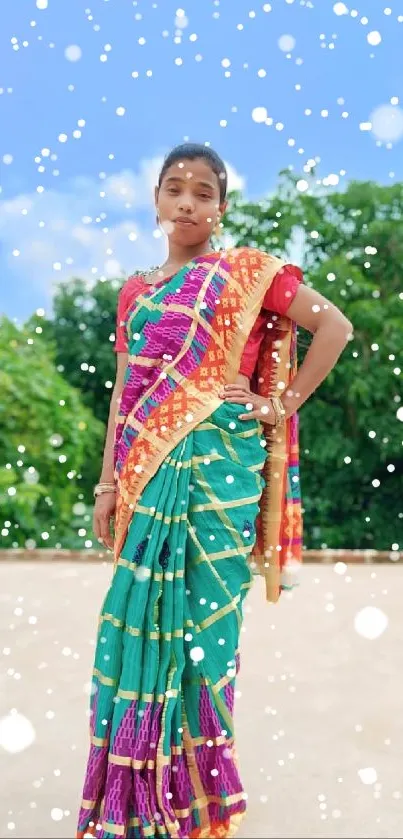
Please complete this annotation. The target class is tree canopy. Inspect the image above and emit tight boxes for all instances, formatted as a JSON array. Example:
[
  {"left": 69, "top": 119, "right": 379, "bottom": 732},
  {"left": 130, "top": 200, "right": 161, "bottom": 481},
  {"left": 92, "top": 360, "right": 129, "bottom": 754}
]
[
  {"left": 8, "top": 173, "right": 403, "bottom": 552},
  {"left": 0, "top": 317, "right": 104, "bottom": 549}
]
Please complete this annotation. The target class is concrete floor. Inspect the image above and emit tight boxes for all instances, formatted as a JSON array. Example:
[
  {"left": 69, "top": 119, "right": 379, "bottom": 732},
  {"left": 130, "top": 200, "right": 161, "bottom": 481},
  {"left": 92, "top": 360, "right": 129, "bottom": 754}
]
[{"left": 0, "top": 560, "right": 402, "bottom": 839}]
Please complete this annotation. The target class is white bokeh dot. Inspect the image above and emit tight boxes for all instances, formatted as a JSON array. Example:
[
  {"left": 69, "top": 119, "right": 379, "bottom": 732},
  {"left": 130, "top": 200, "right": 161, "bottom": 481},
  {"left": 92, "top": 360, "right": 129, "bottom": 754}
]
[
  {"left": 189, "top": 646, "right": 205, "bottom": 663},
  {"left": 278, "top": 34, "right": 296, "bottom": 52},
  {"left": 252, "top": 106, "right": 268, "bottom": 123},
  {"left": 64, "top": 45, "right": 82, "bottom": 62},
  {"left": 333, "top": 1, "right": 348, "bottom": 13},
  {"left": 367, "top": 31, "right": 382, "bottom": 46},
  {"left": 370, "top": 104, "right": 403, "bottom": 142},
  {"left": 358, "top": 767, "right": 377, "bottom": 785},
  {"left": 0, "top": 712, "right": 36, "bottom": 753},
  {"left": 354, "top": 607, "right": 388, "bottom": 640}
]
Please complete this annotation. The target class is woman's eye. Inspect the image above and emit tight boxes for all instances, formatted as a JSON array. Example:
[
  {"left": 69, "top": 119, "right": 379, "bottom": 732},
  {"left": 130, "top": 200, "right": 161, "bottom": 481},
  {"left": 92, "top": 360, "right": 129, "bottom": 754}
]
[
  {"left": 198, "top": 193, "right": 211, "bottom": 200},
  {"left": 167, "top": 187, "right": 179, "bottom": 194}
]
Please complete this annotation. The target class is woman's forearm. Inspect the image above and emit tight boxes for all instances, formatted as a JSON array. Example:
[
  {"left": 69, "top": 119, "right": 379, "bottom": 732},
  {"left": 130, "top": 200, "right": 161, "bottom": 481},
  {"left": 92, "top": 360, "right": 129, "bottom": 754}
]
[
  {"left": 281, "top": 318, "right": 352, "bottom": 418},
  {"left": 99, "top": 387, "right": 121, "bottom": 483}
]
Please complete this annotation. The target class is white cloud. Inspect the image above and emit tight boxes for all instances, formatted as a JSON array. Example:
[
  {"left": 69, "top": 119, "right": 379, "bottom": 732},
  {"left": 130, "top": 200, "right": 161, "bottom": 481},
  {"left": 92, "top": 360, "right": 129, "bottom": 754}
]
[
  {"left": 0, "top": 156, "right": 245, "bottom": 313},
  {"left": 225, "top": 162, "right": 246, "bottom": 192}
]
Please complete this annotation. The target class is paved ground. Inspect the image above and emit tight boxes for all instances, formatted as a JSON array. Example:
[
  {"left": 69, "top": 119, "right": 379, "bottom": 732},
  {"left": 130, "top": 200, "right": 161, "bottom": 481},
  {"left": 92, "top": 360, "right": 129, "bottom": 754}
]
[{"left": 1, "top": 560, "right": 402, "bottom": 839}]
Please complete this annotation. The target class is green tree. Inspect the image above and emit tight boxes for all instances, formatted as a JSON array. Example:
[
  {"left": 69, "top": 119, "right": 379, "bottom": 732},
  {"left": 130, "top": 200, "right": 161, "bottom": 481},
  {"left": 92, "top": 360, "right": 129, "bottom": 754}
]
[
  {"left": 0, "top": 317, "right": 104, "bottom": 549},
  {"left": 28, "top": 174, "right": 403, "bottom": 551},
  {"left": 27, "top": 276, "right": 125, "bottom": 426},
  {"left": 224, "top": 173, "right": 403, "bottom": 550}
]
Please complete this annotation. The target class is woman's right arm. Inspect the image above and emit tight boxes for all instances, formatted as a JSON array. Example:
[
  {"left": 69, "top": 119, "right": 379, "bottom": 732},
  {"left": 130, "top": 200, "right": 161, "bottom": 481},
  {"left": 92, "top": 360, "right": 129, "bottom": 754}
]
[{"left": 93, "top": 352, "right": 128, "bottom": 550}]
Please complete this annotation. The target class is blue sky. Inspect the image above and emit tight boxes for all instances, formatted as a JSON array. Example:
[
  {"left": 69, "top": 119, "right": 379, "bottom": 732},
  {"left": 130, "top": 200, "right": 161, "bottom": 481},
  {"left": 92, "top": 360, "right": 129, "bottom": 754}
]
[{"left": 1, "top": 0, "right": 402, "bottom": 321}]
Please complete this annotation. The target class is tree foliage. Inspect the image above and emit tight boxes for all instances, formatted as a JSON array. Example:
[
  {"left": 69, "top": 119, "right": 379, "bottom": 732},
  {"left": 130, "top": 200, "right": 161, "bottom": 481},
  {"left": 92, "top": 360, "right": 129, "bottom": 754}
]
[
  {"left": 20, "top": 174, "right": 403, "bottom": 551},
  {"left": 0, "top": 317, "right": 104, "bottom": 549},
  {"left": 28, "top": 276, "right": 124, "bottom": 425},
  {"left": 224, "top": 172, "right": 403, "bottom": 549}
]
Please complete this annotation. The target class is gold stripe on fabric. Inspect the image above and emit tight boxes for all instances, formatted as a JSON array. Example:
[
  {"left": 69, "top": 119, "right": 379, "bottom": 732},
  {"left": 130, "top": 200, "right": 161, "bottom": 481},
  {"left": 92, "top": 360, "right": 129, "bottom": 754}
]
[
  {"left": 116, "top": 688, "right": 179, "bottom": 701},
  {"left": 100, "top": 616, "right": 184, "bottom": 638},
  {"left": 193, "top": 733, "right": 233, "bottom": 748},
  {"left": 195, "top": 421, "right": 260, "bottom": 438},
  {"left": 125, "top": 626, "right": 142, "bottom": 637},
  {"left": 156, "top": 666, "right": 180, "bottom": 838},
  {"left": 198, "top": 594, "right": 241, "bottom": 632},
  {"left": 81, "top": 798, "right": 97, "bottom": 808},
  {"left": 205, "top": 676, "right": 234, "bottom": 735},
  {"left": 189, "top": 492, "right": 262, "bottom": 513},
  {"left": 166, "top": 455, "right": 192, "bottom": 469},
  {"left": 93, "top": 668, "right": 116, "bottom": 687},
  {"left": 115, "top": 558, "right": 185, "bottom": 580},
  {"left": 127, "top": 355, "right": 161, "bottom": 367},
  {"left": 146, "top": 629, "right": 184, "bottom": 641},
  {"left": 131, "top": 758, "right": 152, "bottom": 769},
  {"left": 192, "top": 452, "right": 224, "bottom": 464},
  {"left": 229, "top": 812, "right": 246, "bottom": 838},
  {"left": 215, "top": 673, "right": 233, "bottom": 693},
  {"left": 115, "top": 556, "right": 137, "bottom": 570},
  {"left": 91, "top": 735, "right": 108, "bottom": 747},
  {"left": 182, "top": 714, "right": 210, "bottom": 833},
  {"left": 100, "top": 612, "right": 124, "bottom": 629},
  {"left": 174, "top": 790, "right": 245, "bottom": 820},
  {"left": 127, "top": 817, "right": 173, "bottom": 835},
  {"left": 135, "top": 504, "right": 188, "bottom": 522},
  {"left": 262, "top": 327, "right": 293, "bottom": 602},
  {"left": 218, "top": 427, "right": 242, "bottom": 465},
  {"left": 184, "top": 619, "right": 200, "bottom": 636},
  {"left": 113, "top": 754, "right": 174, "bottom": 771},
  {"left": 100, "top": 820, "right": 126, "bottom": 836},
  {"left": 109, "top": 753, "right": 131, "bottom": 766},
  {"left": 193, "top": 545, "right": 242, "bottom": 566}
]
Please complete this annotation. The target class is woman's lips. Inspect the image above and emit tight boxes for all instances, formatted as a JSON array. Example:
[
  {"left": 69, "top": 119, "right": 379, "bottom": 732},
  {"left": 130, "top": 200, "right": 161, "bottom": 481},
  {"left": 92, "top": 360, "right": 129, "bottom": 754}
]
[{"left": 175, "top": 218, "right": 196, "bottom": 226}]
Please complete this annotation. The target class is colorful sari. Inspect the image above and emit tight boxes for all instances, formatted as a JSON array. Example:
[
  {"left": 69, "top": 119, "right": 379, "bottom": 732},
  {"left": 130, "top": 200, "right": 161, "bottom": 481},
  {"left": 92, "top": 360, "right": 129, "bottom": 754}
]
[{"left": 77, "top": 248, "right": 302, "bottom": 839}]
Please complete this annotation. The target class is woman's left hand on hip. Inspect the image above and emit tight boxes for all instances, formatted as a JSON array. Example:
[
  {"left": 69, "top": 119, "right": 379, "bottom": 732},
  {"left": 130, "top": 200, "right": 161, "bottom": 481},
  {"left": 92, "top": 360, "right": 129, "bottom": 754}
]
[{"left": 219, "top": 384, "right": 276, "bottom": 424}]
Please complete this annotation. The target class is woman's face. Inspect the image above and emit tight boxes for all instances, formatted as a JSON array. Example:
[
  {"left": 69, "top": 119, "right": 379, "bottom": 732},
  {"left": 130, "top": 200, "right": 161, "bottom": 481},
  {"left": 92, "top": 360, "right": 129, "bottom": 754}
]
[{"left": 155, "top": 158, "right": 226, "bottom": 246}]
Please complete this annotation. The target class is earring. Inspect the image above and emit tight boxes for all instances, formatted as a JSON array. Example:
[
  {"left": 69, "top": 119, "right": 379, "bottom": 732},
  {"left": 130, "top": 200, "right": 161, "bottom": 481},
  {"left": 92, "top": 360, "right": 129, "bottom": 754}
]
[{"left": 156, "top": 212, "right": 160, "bottom": 226}]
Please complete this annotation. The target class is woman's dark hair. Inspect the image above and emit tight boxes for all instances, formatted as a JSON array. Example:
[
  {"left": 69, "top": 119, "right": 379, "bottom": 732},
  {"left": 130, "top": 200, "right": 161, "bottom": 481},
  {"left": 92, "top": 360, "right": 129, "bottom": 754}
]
[{"left": 158, "top": 143, "right": 228, "bottom": 203}]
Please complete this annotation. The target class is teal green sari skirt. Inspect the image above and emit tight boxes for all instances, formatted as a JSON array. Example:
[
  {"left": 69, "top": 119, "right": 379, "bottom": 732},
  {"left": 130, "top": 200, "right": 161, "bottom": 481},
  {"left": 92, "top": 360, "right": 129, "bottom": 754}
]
[{"left": 77, "top": 403, "right": 266, "bottom": 839}]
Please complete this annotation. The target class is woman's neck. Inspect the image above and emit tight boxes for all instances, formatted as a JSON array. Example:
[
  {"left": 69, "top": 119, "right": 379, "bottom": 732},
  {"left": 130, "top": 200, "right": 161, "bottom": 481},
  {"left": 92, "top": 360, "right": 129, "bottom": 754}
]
[{"left": 164, "top": 238, "right": 214, "bottom": 270}]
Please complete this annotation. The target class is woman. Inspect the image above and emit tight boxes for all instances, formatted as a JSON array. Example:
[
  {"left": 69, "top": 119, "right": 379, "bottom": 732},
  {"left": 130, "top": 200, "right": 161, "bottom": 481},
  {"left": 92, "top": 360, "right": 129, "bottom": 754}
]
[{"left": 77, "top": 143, "right": 352, "bottom": 839}]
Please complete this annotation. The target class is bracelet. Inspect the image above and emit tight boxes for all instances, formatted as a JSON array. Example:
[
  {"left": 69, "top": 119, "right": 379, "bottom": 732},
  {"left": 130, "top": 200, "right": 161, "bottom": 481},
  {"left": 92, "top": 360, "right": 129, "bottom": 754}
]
[
  {"left": 270, "top": 396, "right": 286, "bottom": 429},
  {"left": 94, "top": 482, "right": 116, "bottom": 498}
]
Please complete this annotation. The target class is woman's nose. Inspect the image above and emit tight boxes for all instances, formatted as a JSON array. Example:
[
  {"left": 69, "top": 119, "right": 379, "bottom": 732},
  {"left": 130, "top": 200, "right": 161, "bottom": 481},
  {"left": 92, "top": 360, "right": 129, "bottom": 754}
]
[{"left": 177, "top": 196, "right": 194, "bottom": 213}]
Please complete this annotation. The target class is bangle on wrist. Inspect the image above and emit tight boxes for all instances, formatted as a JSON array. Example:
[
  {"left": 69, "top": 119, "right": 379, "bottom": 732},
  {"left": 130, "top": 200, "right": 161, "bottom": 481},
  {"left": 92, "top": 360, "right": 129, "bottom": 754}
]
[
  {"left": 94, "top": 482, "right": 116, "bottom": 498},
  {"left": 270, "top": 396, "right": 286, "bottom": 429}
]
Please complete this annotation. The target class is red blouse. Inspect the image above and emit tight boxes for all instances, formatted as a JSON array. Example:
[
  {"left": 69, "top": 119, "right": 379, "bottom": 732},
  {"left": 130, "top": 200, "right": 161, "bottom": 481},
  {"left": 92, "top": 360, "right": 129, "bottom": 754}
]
[{"left": 115, "top": 263, "right": 302, "bottom": 378}]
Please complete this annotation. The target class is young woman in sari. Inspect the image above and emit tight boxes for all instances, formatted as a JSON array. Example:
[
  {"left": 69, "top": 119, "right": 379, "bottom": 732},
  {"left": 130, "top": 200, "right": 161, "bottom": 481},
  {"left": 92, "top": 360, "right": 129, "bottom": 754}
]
[{"left": 77, "top": 143, "right": 352, "bottom": 839}]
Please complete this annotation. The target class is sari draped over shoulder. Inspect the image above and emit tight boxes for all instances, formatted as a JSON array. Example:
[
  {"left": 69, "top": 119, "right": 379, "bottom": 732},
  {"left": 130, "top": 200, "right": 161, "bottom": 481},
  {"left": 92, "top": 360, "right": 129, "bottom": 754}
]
[{"left": 77, "top": 247, "right": 302, "bottom": 839}]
